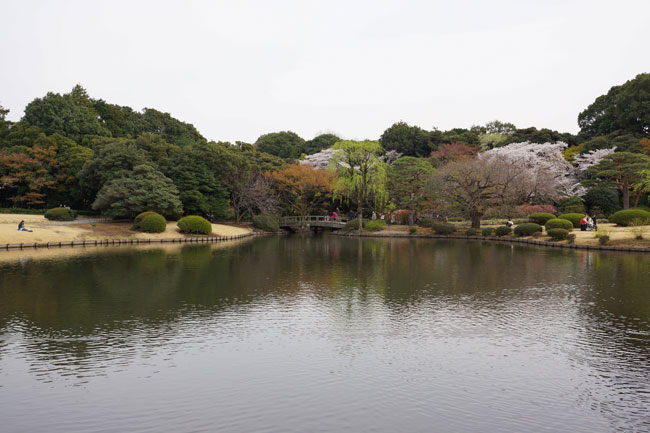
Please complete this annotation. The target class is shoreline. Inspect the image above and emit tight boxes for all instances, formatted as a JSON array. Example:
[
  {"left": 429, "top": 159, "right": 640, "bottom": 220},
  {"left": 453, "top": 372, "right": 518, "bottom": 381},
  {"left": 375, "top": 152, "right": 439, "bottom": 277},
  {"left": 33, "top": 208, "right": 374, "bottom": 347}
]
[{"left": 333, "top": 230, "right": 650, "bottom": 253}]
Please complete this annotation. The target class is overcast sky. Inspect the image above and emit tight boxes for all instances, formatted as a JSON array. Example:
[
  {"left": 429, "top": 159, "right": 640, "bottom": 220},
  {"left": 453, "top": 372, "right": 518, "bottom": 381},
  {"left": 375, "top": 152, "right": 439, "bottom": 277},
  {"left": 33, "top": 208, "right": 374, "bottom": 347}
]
[{"left": 1, "top": 0, "right": 648, "bottom": 143}]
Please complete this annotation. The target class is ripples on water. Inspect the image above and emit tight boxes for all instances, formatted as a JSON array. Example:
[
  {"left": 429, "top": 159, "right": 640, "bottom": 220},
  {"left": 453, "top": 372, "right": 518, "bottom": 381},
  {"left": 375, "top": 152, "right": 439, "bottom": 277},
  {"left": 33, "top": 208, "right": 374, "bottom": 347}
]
[{"left": 0, "top": 236, "right": 649, "bottom": 433}]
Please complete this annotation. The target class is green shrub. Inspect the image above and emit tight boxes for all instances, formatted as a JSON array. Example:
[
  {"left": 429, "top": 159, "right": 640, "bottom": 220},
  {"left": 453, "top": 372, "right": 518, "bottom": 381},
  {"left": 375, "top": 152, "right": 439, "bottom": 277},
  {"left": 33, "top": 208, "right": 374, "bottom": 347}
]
[
  {"left": 545, "top": 218, "right": 573, "bottom": 231},
  {"left": 417, "top": 218, "right": 435, "bottom": 228},
  {"left": 528, "top": 212, "right": 556, "bottom": 225},
  {"left": 252, "top": 213, "right": 280, "bottom": 232},
  {"left": 547, "top": 228, "right": 569, "bottom": 240},
  {"left": 599, "top": 235, "right": 610, "bottom": 245},
  {"left": 514, "top": 223, "right": 543, "bottom": 236},
  {"left": 432, "top": 223, "right": 457, "bottom": 235},
  {"left": 465, "top": 228, "right": 479, "bottom": 236},
  {"left": 557, "top": 213, "right": 584, "bottom": 228},
  {"left": 0, "top": 208, "right": 46, "bottom": 215},
  {"left": 609, "top": 209, "right": 650, "bottom": 226},
  {"left": 44, "top": 207, "right": 76, "bottom": 221},
  {"left": 408, "top": 227, "right": 417, "bottom": 235},
  {"left": 178, "top": 215, "right": 213, "bottom": 235},
  {"left": 364, "top": 220, "right": 386, "bottom": 231},
  {"left": 567, "top": 233, "right": 576, "bottom": 244},
  {"left": 494, "top": 226, "right": 512, "bottom": 237},
  {"left": 132, "top": 211, "right": 163, "bottom": 229},
  {"left": 447, "top": 216, "right": 464, "bottom": 222},
  {"left": 139, "top": 214, "right": 167, "bottom": 233},
  {"left": 481, "top": 228, "right": 493, "bottom": 237}
]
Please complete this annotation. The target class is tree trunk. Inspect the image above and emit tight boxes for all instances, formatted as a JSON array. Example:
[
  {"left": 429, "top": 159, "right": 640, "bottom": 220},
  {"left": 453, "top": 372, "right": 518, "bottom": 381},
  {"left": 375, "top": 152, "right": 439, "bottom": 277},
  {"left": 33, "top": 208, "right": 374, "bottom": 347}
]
[
  {"left": 408, "top": 210, "right": 415, "bottom": 226},
  {"left": 470, "top": 213, "right": 481, "bottom": 229},
  {"left": 623, "top": 181, "right": 630, "bottom": 209},
  {"left": 357, "top": 204, "right": 363, "bottom": 232},
  {"left": 633, "top": 189, "right": 642, "bottom": 208}
]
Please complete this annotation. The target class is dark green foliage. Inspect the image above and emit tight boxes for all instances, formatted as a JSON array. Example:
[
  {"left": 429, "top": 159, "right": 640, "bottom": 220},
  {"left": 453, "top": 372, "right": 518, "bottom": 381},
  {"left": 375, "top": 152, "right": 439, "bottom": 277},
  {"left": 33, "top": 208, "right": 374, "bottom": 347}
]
[
  {"left": 528, "top": 212, "right": 556, "bottom": 225},
  {"left": 545, "top": 218, "right": 574, "bottom": 231},
  {"left": 557, "top": 213, "right": 585, "bottom": 228},
  {"left": 580, "top": 133, "right": 643, "bottom": 154},
  {"left": 364, "top": 220, "right": 386, "bottom": 231},
  {"left": 303, "top": 133, "right": 340, "bottom": 155},
  {"left": 502, "top": 127, "right": 577, "bottom": 146},
  {"left": 547, "top": 228, "right": 569, "bottom": 240},
  {"left": 252, "top": 213, "right": 280, "bottom": 232},
  {"left": 379, "top": 121, "right": 433, "bottom": 157},
  {"left": 139, "top": 108, "right": 205, "bottom": 147},
  {"left": 22, "top": 85, "right": 111, "bottom": 144},
  {"left": 345, "top": 219, "right": 360, "bottom": 230},
  {"left": 254, "top": 131, "right": 305, "bottom": 159},
  {"left": 599, "top": 235, "right": 610, "bottom": 245},
  {"left": 465, "top": 228, "right": 479, "bottom": 236},
  {"left": 417, "top": 218, "right": 435, "bottom": 228},
  {"left": 578, "top": 73, "right": 650, "bottom": 140},
  {"left": 133, "top": 211, "right": 164, "bottom": 230},
  {"left": 408, "top": 227, "right": 417, "bottom": 235},
  {"left": 481, "top": 228, "right": 493, "bottom": 236},
  {"left": 557, "top": 196, "right": 585, "bottom": 214},
  {"left": 583, "top": 186, "right": 621, "bottom": 217},
  {"left": 494, "top": 226, "right": 512, "bottom": 237},
  {"left": 432, "top": 223, "right": 457, "bottom": 235},
  {"left": 567, "top": 233, "right": 576, "bottom": 244},
  {"left": 0, "top": 208, "right": 46, "bottom": 215},
  {"left": 139, "top": 214, "right": 167, "bottom": 233},
  {"left": 44, "top": 207, "right": 76, "bottom": 221},
  {"left": 514, "top": 223, "right": 543, "bottom": 236},
  {"left": 92, "top": 165, "right": 183, "bottom": 219},
  {"left": 178, "top": 215, "right": 212, "bottom": 234},
  {"left": 609, "top": 209, "right": 650, "bottom": 226},
  {"left": 447, "top": 216, "right": 464, "bottom": 222}
]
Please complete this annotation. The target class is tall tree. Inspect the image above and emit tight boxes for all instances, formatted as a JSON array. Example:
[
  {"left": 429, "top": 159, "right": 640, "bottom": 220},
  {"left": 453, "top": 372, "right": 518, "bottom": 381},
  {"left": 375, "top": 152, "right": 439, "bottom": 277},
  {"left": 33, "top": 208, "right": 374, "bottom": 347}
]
[
  {"left": 331, "top": 140, "right": 386, "bottom": 231},
  {"left": 268, "top": 164, "right": 335, "bottom": 218},
  {"left": 388, "top": 157, "right": 434, "bottom": 225},
  {"left": 586, "top": 152, "right": 650, "bottom": 209},
  {"left": 254, "top": 131, "right": 305, "bottom": 159},
  {"left": 303, "top": 133, "right": 340, "bottom": 155},
  {"left": 578, "top": 73, "right": 650, "bottom": 140},
  {"left": 379, "top": 121, "right": 432, "bottom": 157}
]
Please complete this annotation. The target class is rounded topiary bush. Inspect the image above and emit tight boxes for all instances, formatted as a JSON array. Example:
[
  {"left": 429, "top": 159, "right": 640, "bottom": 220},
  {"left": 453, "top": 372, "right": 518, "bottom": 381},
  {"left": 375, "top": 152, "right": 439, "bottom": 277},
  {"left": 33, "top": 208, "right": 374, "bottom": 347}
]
[
  {"left": 481, "top": 228, "right": 493, "bottom": 237},
  {"left": 495, "top": 226, "right": 512, "bottom": 237},
  {"left": 557, "top": 213, "right": 584, "bottom": 228},
  {"left": 432, "top": 223, "right": 457, "bottom": 235},
  {"left": 44, "top": 207, "right": 76, "bottom": 221},
  {"left": 545, "top": 218, "right": 574, "bottom": 231},
  {"left": 547, "top": 228, "right": 569, "bottom": 240},
  {"left": 609, "top": 209, "right": 650, "bottom": 226},
  {"left": 139, "top": 214, "right": 167, "bottom": 233},
  {"left": 364, "top": 220, "right": 386, "bottom": 231},
  {"left": 528, "top": 212, "right": 556, "bottom": 225},
  {"left": 177, "top": 215, "right": 212, "bottom": 235},
  {"left": 134, "top": 211, "right": 160, "bottom": 225},
  {"left": 417, "top": 218, "right": 435, "bottom": 228},
  {"left": 345, "top": 219, "right": 360, "bottom": 230},
  {"left": 465, "top": 228, "right": 479, "bottom": 236},
  {"left": 514, "top": 223, "right": 543, "bottom": 237},
  {"left": 252, "top": 213, "right": 280, "bottom": 232}
]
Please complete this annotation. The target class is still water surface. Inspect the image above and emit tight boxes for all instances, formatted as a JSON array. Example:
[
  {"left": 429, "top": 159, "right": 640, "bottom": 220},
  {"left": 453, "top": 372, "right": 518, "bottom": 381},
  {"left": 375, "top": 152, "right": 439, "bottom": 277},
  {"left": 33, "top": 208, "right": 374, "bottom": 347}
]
[{"left": 0, "top": 235, "right": 649, "bottom": 433}]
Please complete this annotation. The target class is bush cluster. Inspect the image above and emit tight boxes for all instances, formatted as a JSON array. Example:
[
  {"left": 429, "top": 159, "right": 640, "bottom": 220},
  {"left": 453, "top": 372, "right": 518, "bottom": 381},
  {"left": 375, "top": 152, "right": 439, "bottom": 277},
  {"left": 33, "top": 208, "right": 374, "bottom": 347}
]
[
  {"left": 178, "top": 215, "right": 213, "bottom": 235},
  {"left": 417, "top": 218, "right": 435, "bottom": 228},
  {"left": 514, "top": 223, "right": 543, "bottom": 236},
  {"left": 481, "top": 228, "right": 493, "bottom": 236},
  {"left": 44, "top": 207, "right": 76, "bottom": 221},
  {"left": 465, "top": 228, "right": 479, "bottom": 236},
  {"left": 447, "top": 217, "right": 464, "bottom": 222},
  {"left": 528, "top": 212, "right": 556, "bottom": 225},
  {"left": 408, "top": 227, "right": 417, "bottom": 235},
  {"left": 252, "top": 213, "right": 280, "bottom": 232},
  {"left": 609, "top": 209, "right": 650, "bottom": 226},
  {"left": 557, "top": 213, "right": 584, "bottom": 228},
  {"left": 432, "top": 223, "right": 457, "bottom": 235},
  {"left": 494, "top": 226, "right": 512, "bottom": 237},
  {"left": 364, "top": 220, "right": 386, "bottom": 231},
  {"left": 545, "top": 218, "right": 573, "bottom": 231},
  {"left": 139, "top": 214, "right": 167, "bottom": 233},
  {"left": 547, "top": 228, "right": 569, "bottom": 240},
  {"left": 599, "top": 235, "right": 610, "bottom": 245}
]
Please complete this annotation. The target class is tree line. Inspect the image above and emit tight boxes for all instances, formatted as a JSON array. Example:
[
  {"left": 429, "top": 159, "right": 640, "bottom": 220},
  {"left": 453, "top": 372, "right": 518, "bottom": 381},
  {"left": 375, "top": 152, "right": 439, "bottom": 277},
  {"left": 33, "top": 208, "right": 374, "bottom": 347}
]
[{"left": 1, "top": 73, "right": 649, "bottom": 226}]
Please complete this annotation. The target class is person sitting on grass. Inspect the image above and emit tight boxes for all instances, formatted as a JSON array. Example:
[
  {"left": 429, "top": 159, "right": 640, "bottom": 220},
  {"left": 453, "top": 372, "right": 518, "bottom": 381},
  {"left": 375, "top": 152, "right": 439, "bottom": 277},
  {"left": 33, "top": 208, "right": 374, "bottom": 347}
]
[{"left": 17, "top": 220, "right": 33, "bottom": 232}]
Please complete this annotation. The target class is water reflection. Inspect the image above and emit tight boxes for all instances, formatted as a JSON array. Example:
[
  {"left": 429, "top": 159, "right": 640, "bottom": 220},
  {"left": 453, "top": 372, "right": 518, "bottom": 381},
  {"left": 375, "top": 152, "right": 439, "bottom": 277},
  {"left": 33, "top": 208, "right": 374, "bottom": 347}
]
[{"left": 0, "top": 235, "right": 649, "bottom": 433}]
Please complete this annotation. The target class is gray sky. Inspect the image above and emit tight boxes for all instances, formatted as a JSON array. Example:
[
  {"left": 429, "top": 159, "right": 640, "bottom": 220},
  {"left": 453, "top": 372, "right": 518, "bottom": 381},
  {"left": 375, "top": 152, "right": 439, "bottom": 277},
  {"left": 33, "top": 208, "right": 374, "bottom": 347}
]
[{"left": 1, "top": 0, "right": 648, "bottom": 143}]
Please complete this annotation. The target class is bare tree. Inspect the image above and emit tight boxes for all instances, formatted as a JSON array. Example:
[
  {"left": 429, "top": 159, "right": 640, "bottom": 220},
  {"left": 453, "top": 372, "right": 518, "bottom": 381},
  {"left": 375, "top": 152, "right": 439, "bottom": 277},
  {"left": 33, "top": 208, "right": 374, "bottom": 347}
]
[{"left": 231, "top": 173, "right": 279, "bottom": 221}]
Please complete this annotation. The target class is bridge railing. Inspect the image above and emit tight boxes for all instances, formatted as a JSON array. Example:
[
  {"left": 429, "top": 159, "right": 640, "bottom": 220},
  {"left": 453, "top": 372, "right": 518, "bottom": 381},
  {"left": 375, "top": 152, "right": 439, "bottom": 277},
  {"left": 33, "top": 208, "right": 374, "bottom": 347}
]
[{"left": 278, "top": 215, "right": 349, "bottom": 224}]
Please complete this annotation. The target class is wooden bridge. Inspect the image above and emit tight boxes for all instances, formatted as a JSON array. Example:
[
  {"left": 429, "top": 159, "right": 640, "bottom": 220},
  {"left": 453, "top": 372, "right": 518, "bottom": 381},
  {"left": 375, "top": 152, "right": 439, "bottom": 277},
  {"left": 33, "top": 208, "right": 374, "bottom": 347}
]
[{"left": 278, "top": 216, "right": 348, "bottom": 230}]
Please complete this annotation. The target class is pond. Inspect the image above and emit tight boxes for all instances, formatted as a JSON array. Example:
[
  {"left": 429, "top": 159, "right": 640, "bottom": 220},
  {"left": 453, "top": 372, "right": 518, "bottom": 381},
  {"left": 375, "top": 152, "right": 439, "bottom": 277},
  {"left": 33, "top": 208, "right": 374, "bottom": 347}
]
[{"left": 0, "top": 235, "right": 649, "bottom": 433}]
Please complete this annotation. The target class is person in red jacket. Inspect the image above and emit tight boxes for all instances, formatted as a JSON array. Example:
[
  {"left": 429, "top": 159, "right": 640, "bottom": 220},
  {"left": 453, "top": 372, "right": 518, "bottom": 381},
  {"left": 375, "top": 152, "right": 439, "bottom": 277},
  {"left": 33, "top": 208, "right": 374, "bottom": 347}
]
[{"left": 580, "top": 215, "right": 587, "bottom": 231}]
